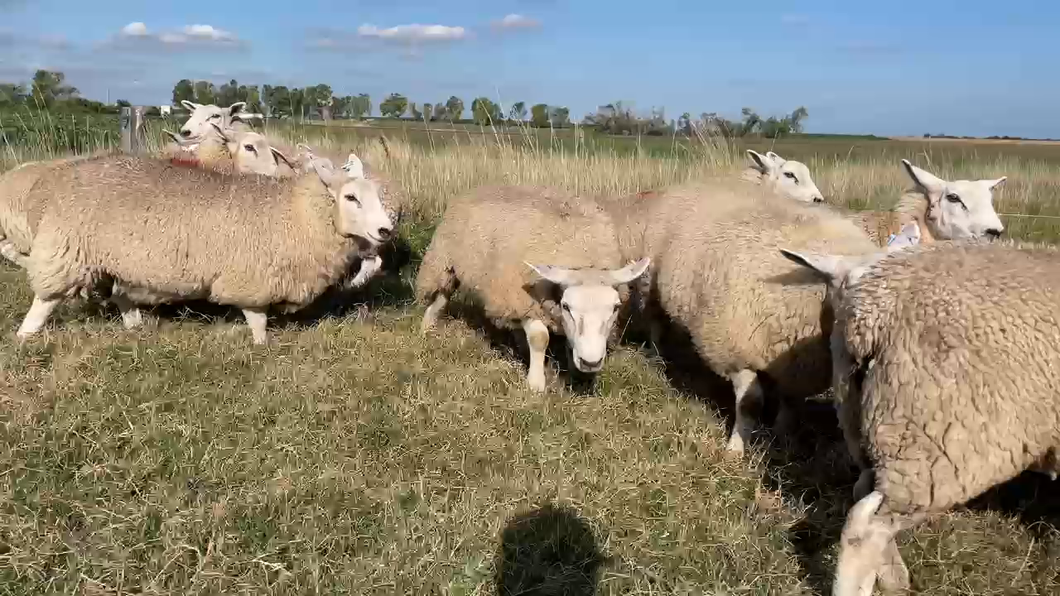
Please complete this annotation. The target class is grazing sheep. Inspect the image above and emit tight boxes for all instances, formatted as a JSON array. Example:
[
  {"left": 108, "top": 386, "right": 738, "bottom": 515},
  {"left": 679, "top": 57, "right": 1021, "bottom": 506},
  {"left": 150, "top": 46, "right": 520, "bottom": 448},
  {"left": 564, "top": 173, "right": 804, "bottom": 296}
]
[
  {"left": 416, "top": 185, "right": 650, "bottom": 392},
  {"left": 741, "top": 149, "right": 825, "bottom": 204},
  {"left": 781, "top": 239, "right": 1060, "bottom": 595},
  {"left": 615, "top": 178, "right": 879, "bottom": 454},
  {"left": 16, "top": 152, "right": 393, "bottom": 344},
  {"left": 845, "top": 159, "right": 1006, "bottom": 246}
]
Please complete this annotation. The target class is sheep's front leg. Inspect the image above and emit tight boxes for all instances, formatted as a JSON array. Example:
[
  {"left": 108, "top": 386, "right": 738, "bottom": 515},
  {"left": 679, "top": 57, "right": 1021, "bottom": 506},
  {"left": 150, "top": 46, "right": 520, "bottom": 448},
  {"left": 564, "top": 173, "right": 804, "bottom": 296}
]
[
  {"left": 522, "top": 318, "right": 549, "bottom": 392},
  {"left": 726, "top": 369, "right": 763, "bottom": 454},
  {"left": 17, "top": 296, "right": 61, "bottom": 339},
  {"left": 833, "top": 492, "right": 911, "bottom": 596},
  {"left": 109, "top": 294, "right": 144, "bottom": 329},
  {"left": 242, "top": 308, "right": 269, "bottom": 345},
  {"left": 0, "top": 239, "right": 28, "bottom": 268},
  {"left": 420, "top": 292, "right": 449, "bottom": 335},
  {"left": 345, "top": 255, "right": 383, "bottom": 290}
]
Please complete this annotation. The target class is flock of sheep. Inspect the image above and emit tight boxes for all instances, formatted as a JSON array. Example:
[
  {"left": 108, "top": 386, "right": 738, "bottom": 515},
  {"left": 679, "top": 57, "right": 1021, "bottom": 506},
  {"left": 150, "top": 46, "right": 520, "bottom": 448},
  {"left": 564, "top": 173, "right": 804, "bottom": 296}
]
[{"left": 1, "top": 99, "right": 1057, "bottom": 595}]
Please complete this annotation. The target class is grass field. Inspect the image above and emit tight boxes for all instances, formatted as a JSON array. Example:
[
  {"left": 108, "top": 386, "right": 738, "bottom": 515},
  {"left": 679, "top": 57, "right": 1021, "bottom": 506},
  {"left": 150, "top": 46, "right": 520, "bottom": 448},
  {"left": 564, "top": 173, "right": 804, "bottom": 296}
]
[{"left": 1, "top": 114, "right": 1059, "bottom": 595}]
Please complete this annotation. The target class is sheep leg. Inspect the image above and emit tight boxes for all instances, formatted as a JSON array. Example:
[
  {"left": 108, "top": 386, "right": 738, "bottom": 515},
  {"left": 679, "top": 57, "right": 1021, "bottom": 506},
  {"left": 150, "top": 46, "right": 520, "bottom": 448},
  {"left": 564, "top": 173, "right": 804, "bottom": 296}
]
[
  {"left": 242, "top": 308, "right": 269, "bottom": 345},
  {"left": 523, "top": 318, "right": 550, "bottom": 392},
  {"left": 345, "top": 255, "right": 383, "bottom": 290},
  {"left": 109, "top": 294, "right": 144, "bottom": 329},
  {"left": 833, "top": 491, "right": 914, "bottom": 596},
  {"left": 0, "top": 239, "right": 28, "bottom": 268},
  {"left": 725, "top": 369, "right": 763, "bottom": 454},
  {"left": 17, "top": 296, "right": 61, "bottom": 339},
  {"left": 420, "top": 292, "right": 449, "bottom": 335}
]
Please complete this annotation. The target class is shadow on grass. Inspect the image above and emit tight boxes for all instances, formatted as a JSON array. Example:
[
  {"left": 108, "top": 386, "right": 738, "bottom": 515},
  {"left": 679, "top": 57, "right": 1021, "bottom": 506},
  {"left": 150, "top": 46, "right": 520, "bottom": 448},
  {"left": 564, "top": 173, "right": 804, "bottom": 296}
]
[
  {"left": 634, "top": 309, "right": 1060, "bottom": 594},
  {"left": 495, "top": 502, "right": 607, "bottom": 596}
]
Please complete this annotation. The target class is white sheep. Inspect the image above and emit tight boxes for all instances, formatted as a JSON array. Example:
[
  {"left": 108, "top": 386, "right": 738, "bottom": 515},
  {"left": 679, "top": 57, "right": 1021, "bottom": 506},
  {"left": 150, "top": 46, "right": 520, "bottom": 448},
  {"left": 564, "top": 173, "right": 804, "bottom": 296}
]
[
  {"left": 416, "top": 184, "right": 650, "bottom": 392},
  {"left": 612, "top": 177, "right": 879, "bottom": 454},
  {"left": 780, "top": 238, "right": 1060, "bottom": 595},
  {"left": 162, "top": 123, "right": 297, "bottom": 177},
  {"left": 741, "top": 149, "right": 825, "bottom": 204},
  {"left": 845, "top": 159, "right": 1006, "bottom": 245},
  {"left": 16, "top": 151, "right": 393, "bottom": 344},
  {"left": 176, "top": 100, "right": 263, "bottom": 146}
]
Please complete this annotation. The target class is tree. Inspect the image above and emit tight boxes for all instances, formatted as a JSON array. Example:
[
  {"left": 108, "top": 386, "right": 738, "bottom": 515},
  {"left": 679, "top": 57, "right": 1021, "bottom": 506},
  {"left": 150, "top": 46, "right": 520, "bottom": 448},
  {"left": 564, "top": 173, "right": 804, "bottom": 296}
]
[
  {"left": 422, "top": 103, "right": 433, "bottom": 121},
  {"left": 217, "top": 79, "right": 240, "bottom": 107},
  {"left": 0, "top": 83, "right": 26, "bottom": 107},
  {"left": 30, "top": 70, "right": 78, "bottom": 107},
  {"left": 409, "top": 102, "right": 422, "bottom": 120},
  {"left": 379, "top": 93, "right": 408, "bottom": 118},
  {"left": 509, "top": 101, "right": 527, "bottom": 122},
  {"left": 115, "top": 99, "right": 131, "bottom": 107},
  {"left": 530, "top": 103, "right": 550, "bottom": 127},
  {"left": 549, "top": 106, "right": 570, "bottom": 128},
  {"left": 739, "top": 107, "right": 761, "bottom": 136},
  {"left": 471, "top": 97, "right": 500, "bottom": 126},
  {"left": 350, "top": 93, "right": 371, "bottom": 119},
  {"left": 433, "top": 102, "right": 447, "bottom": 121},
  {"left": 172, "top": 79, "right": 194, "bottom": 106},
  {"left": 244, "top": 85, "right": 262, "bottom": 114},
  {"left": 193, "top": 80, "right": 216, "bottom": 105},
  {"left": 789, "top": 106, "right": 808, "bottom": 133},
  {"left": 445, "top": 96, "right": 464, "bottom": 121}
]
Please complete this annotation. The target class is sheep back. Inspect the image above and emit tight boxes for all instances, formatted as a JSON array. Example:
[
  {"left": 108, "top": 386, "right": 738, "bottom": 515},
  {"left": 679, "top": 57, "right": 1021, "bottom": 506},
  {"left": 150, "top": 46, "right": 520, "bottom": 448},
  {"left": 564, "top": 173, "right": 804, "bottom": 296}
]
[
  {"left": 840, "top": 240, "right": 1060, "bottom": 515},
  {"left": 416, "top": 185, "right": 625, "bottom": 335},
  {"left": 27, "top": 154, "right": 358, "bottom": 310}
]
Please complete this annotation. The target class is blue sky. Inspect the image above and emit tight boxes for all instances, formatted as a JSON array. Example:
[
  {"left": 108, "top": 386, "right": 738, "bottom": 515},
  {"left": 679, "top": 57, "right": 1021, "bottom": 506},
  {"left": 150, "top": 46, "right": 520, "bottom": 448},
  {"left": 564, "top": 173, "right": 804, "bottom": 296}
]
[{"left": 0, "top": 0, "right": 1054, "bottom": 137}]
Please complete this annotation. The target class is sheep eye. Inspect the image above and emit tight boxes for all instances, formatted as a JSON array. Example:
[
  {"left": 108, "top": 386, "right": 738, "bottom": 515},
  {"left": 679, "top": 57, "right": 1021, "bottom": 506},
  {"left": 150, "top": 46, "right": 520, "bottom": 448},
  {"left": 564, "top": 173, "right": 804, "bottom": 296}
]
[
  {"left": 244, "top": 144, "right": 256, "bottom": 153},
  {"left": 209, "top": 114, "right": 221, "bottom": 120},
  {"left": 945, "top": 193, "right": 962, "bottom": 203},
  {"left": 344, "top": 194, "right": 361, "bottom": 205},
  {"left": 561, "top": 302, "right": 572, "bottom": 314},
  {"left": 784, "top": 171, "right": 799, "bottom": 182}
]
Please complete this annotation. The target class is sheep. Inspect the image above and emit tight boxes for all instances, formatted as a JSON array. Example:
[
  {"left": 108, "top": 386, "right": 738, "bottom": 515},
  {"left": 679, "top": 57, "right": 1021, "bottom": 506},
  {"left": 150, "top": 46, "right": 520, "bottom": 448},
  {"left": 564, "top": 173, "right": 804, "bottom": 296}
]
[
  {"left": 162, "top": 123, "right": 297, "bottom": 177},
  {"left": 612, "top": 177, "right": 880, "bottom": 454},
  {"left": 416, "top": 184, "right": 650, "bottom": 392},
  {"left": 15, "top": 151, "right": 393, "bottom": 344},
  {"left": 177, "top": 100, "right": 263, "bottom": 144},
  {"left": 844, "top": 159, "right": 1006, "bottom": 246},
  {"left": 741, "top": 149, "right": 825, "bottom": 204},
  {"left": 779, "top": 239, "right": 1060, "bottom": 595}
]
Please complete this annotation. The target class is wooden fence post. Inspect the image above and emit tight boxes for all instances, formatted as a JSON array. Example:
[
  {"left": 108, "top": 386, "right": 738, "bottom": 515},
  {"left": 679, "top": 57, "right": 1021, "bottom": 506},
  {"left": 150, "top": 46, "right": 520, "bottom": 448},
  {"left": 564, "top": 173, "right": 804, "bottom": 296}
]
[{"left": 120, "top": 106, "right": 146, "bottom": 154}]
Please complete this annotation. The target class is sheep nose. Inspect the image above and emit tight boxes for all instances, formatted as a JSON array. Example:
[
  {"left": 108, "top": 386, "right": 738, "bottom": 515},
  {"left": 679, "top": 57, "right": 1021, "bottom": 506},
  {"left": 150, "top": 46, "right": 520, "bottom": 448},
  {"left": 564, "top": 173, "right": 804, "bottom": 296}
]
[
  {"left": 985, "top": 228, "right": 1002, "bottom": 239},
  {"left": 180, "top": 129, "right": 192, "bottom": 138},
  {"left": 376, "top": 227, "right": 393, "bottom": 241},
  {"left": 813, "top": 196, "right": 824, "bottom": 203},
  {"left": 577, "top": 356, "right": 603, "bottom": 371}
]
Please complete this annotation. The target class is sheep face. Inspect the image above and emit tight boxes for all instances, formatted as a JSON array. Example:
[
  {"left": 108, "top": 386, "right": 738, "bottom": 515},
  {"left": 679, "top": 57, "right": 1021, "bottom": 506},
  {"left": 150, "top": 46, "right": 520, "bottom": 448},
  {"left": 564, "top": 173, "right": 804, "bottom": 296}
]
[
  {"left": 179, "top": 101, "right": 260, "bottom": 142},
  {"left": 901, "top": 159, "right": 1005, "bottom": 240},
  {"left": 312, "top": 160, "right": 393, "bottom": 245},
  {"left": 747, "top": 149, "right": 825, "bottom": 204},
  {"left": 526, "top": 258, "right": 651, "bottom": 373}
]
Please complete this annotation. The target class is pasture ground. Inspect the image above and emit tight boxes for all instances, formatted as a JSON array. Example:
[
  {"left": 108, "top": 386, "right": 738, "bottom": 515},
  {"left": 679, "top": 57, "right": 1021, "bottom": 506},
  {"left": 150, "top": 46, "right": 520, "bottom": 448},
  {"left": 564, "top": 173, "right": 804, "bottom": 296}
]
[{"left": 1, "top": 121, "right": 1058, "bottom": 594}]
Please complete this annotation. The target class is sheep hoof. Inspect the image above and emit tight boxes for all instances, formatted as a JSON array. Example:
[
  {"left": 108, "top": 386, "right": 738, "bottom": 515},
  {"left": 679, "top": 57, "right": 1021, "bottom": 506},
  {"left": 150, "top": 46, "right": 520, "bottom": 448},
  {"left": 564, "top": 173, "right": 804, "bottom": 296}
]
[
  {"left": 877, "top": 558, "right": 911, "bottom": 594},
  {"left": 526, "top": 372, "right": 547, "bottom": 393},
  {"left": 725, "top": 432, "right": 746, "bottom": 455},
  {"left": 121, "top": 308, "right": 144, "bottom": 330}
]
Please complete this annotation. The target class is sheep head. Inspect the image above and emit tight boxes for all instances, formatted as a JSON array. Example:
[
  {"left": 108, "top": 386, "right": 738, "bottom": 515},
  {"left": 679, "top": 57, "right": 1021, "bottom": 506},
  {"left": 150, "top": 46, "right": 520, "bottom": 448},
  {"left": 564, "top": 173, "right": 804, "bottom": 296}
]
[
  {"left": 209, "top": 123, "right": 294, "bottom": 177},
  {"left": 311, "top": 157, "right": 394, "bottom": 246},
  {"left": 524, "top": 258, "right": 651, "bottom": 374},
  {"left": 901, "top": 159, "right": 1005, "bottom": 241},
  {"left": 746, "top": 149, "right": 825, "bottom": 204},
  {"left": 179, "top": 100, "right": 262, "bottom": 142}
]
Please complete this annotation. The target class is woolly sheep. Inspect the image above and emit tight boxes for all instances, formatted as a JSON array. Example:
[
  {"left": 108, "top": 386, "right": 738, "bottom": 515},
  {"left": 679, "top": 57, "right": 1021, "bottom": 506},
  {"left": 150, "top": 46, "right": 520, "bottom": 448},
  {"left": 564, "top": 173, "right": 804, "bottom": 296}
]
[
  {"left": 162, "top": 123, "right": 297, "bottom": 177},
  {"left": 780, "top": 239, "right": 1060, "bottom": 595},
  {"left": 16, "top": 152, "right": 393, "bottom": 344},
  {"left": 612, "top": 178, "right": 879, "bottom": 454},
  {"left": 416, "top": 185, "right": 650, "bottom": 392},
  {"left": 741, "top": 149, "right": 825, "bottom": 204},
  {"left": 177, "top": 100, "right": 263, "bottom": 144},
  {"left": 845, "top": 159, "right": 1006, "bottom": 246}
]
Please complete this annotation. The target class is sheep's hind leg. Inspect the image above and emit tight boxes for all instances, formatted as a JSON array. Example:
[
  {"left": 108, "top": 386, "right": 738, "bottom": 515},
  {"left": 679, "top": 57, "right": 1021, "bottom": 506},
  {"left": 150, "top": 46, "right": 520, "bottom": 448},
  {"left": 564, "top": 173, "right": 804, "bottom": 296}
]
[
  {"left": 420, "top": 292, "right": 449, "bottom": 335},
  {"left": 109, "top": 294, "right": 144, "bottom": 329},
  {"left": 523, "top": 318, "right": 549, "bottom": 392},
  {"left": 17, "top": 296, "right": 61, "bottom": 339},
  {"left": 0, "top": 239, "right": 28, "bottom": 268},
  {"left": 242, "top": 308, "right": 269, "bottom": 345},
  {"left": 725, "top": 369, "right": 763, "bottom": 454}
]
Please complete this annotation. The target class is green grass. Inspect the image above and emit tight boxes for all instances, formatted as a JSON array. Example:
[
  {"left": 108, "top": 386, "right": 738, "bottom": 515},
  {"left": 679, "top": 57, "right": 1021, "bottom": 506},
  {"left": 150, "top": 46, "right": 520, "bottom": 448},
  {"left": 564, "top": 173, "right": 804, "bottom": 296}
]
[{"left": 1, "top": 112, "right": 1059, "bottom": 594}]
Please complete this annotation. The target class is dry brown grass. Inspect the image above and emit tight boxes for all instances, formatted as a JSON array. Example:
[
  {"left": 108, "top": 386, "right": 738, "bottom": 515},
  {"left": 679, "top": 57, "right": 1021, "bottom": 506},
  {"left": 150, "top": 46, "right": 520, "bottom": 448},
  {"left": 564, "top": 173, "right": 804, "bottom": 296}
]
[{"left": 0, "top": 127, "right": 1058, "bottom": 594}]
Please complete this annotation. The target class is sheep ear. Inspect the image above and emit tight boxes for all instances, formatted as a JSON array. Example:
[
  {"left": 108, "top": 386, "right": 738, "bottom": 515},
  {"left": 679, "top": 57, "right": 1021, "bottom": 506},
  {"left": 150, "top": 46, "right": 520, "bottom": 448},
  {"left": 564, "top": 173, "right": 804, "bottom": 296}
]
[
  {"left": 180, "top": 100, "right": 200, "bottom": 111},
  {"left": 209, "top": 122, "right": 233, "bottom": 143},
  {"left": 780, "top": 249, "right": 848, "bottom": 286},
  {"left": 227, "top": 101, "right": 247, "bottom": 116},
  {"left": 609, "top": 257, "right": 651, "bottom": 285},
  {"left": 270, "top": 147, "right": 295, "bottom": 170},
  {"left": 312, "top": 159, "right": 345, "bottom": 195},
  {"left": 765, "top": 151, "right": 786, "bottom": 165},
  {"left": 747, "top": 149, "right": 774, "bottom": 174},
  {"left": 901, "top": 159, "right": 945, "bottom": 195},
  {"left": 341, "top": 153, "right": 366, "bottom": 179},
  {"left": 525, "top": 262, "right": 578, "bottom": 287},
  {"left": 982, "top": 176, "right": 1007, "bottom": 191}
]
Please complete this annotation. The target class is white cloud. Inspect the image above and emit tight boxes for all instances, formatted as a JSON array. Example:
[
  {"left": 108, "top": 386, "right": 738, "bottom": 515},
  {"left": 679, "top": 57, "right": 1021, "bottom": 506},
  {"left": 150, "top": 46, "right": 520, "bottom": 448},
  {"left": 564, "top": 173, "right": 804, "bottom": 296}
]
[
  {"left": 357, "top": 23, "right": 467, "bottom": 43},
  {"left": 492, "top": 14, "right": 541, "bottom": 29},
  {"left": 113, "top": 21, "right": 244, "bottom": 49}
]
